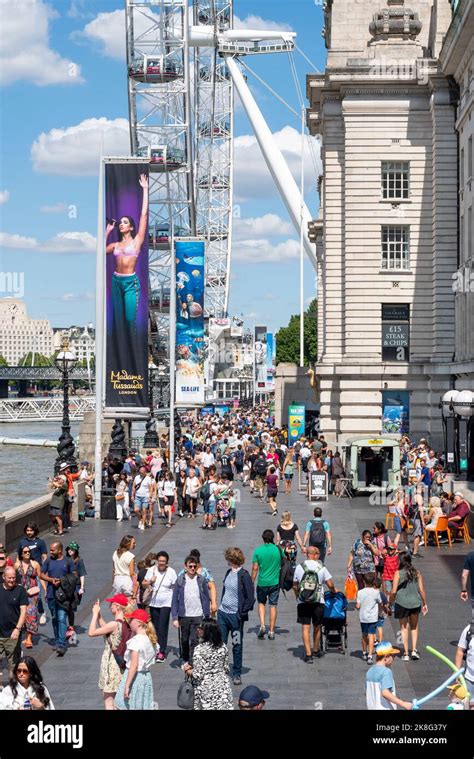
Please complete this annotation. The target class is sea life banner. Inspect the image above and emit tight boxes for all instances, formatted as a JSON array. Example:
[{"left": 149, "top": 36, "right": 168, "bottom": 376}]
[
  {"left": 175, "top": 239, "right": 205, "bottom": 405},
  {"left": 105, "top": 162, "right": 149, "bottom": 409}
]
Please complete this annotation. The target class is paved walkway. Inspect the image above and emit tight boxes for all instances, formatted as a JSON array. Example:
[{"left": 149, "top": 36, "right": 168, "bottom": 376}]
[{"left": 7, "top": 481, "right": 472, "bottom": 710}]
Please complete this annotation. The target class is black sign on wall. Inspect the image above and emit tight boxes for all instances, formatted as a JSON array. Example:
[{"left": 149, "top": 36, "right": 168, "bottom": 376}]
[{"left": 381, "top": 304, "right": 410, "bottom": 362}]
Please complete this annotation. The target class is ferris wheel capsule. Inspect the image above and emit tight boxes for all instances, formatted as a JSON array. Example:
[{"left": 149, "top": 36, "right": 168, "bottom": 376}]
[
  {"left": 149, "top": 223, "right": 188, "bottom": 250},
  {"left": 137, "top": 145, "right": 186, "bottom": 172},
  {"left": 198, "top": 121, "right": 231, "bottom": 138},
  {"left": 129, "top": 55, "right": 183, "bottom": 83}
]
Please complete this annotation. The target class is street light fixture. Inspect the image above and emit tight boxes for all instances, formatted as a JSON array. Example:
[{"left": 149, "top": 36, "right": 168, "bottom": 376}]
[
  {"left": 144, "top": 359, "right": 159, "bottom": 448},
  {"left": 54, "top": 339, "right": 77, "bottom": 473},
  {"left": 440, "top": 389, "right": 474, "bottom": 479}
]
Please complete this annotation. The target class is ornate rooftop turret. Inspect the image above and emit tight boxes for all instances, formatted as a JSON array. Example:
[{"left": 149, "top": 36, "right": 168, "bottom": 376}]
[{"left": 369, "top": 0, "right": 422, "bottom": 41}]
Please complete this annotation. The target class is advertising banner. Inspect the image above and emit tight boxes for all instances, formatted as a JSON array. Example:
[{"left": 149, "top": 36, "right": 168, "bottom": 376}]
[
  {"left": 309, "top": 472, "right": 328, "bottom": 501},
  {"left": 255, "top": 325, "right": 267, "bottom": 391},
  {"left": 382, "top": 390, "right": 409, "bottom": 435},
  {"left": 175, "top": 239, "right": 205, "bottom": 405},
  {"left": 266, "top": 332, "right": 276, "bottom": 391},
  {"left": 105, "top": 162, "right": 149, "bottom": 409},
  {"left": 288, "top": 404, "right": 305, "bottom": 442}
]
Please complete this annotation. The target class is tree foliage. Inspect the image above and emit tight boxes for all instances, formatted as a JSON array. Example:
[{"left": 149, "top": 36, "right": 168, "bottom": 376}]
[
  {"left": 275, "top": 298, "right": 317, "bottom": 365},
  {"left": 18, "top": 352, "right": 53, "bottom": 367}
]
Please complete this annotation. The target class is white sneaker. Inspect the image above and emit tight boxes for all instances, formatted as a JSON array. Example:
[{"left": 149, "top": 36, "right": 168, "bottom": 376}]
[
  {"left": 39, "top": 614, "right": 47, "bottom": 626},
  {"left": 419, "top": 539, "right": 425, "bottom": 546}
]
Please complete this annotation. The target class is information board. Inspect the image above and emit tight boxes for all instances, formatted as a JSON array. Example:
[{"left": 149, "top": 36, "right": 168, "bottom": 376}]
[{"left": 309, "top": 471, "right": 328, "bottom": 501}]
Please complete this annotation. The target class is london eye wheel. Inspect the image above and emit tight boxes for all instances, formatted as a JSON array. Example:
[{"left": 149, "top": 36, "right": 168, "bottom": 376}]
[{"left": 125, "top": 0, "right": 234, "bottom": 407}]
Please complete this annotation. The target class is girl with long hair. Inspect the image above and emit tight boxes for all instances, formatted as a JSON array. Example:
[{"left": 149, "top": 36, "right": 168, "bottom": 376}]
[
  {"left": 14, "top": 547, "right": 41, "bottom": 649},
  {"left": 390, "top": 554, "right": 428, "bottom": 661},
  {"left": 114, "top": 609, "right": 158, "bottom": 710},
  {"left": 0, "top": 656, "right": 54, "bottom": 710},
  {"left": 112, "top": 535, "right": 137, "bottom": 599},
  {"left": 88, "top": 594, "right": 129, "bottom": 710}
]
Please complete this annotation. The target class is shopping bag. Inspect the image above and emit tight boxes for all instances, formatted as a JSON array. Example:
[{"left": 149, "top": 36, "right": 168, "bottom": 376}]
[{"left": 344, "top": 573, "right": 358, "bottom": 602}]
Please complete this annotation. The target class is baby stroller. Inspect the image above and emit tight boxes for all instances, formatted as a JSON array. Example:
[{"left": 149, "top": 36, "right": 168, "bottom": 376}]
[
  {"left": 321, "top": 591, "right": 348, "bottom": 654},
  {"left": 216, "top": 496, "right": 231, "bottom": 527}
]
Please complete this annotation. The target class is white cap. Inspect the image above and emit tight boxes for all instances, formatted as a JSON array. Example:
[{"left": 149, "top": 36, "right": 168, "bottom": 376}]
[{"left": 454, "top": 491, "right": 464, "bottom": 498}]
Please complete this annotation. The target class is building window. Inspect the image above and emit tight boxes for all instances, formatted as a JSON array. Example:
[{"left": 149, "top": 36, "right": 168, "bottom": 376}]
[
  {"left": 461, "top": 147, "right": 465, "bottom": 187},
  {"left": 381, "top": 226, "right": 410, "bottom": 270},
  {"left": 469, "top": 207, "right": 472, "bottom": 263},
  {"left": 381, "top": 304, "right": 410, "bottom": 363},
  {"left": 381, "top": 161, "right": 409, "bottom": 199}
]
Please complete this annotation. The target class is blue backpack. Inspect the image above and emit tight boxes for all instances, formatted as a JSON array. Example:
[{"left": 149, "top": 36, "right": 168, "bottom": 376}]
[{"left": 323, "top": 591, "right": 347, "bottom": 620}]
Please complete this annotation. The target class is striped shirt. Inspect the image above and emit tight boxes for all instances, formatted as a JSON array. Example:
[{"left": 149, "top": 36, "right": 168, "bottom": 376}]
[{"left": 219, "top": 568, "right": 240, "bottom": 614}]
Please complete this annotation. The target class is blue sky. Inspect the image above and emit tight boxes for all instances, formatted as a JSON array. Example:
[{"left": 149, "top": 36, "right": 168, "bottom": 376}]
[{"left": 0, "top": 0, "right": 326, "bottom": 334}]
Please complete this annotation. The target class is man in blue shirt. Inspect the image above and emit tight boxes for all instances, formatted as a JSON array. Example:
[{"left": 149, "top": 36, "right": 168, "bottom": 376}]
[{"left": 40, "top": 542, "right": 76, "bottom": 657}]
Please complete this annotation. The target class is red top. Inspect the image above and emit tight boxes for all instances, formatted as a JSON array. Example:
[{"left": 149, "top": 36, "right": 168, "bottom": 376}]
[{"left": 382, "top": 554, "right": 399, "bottom": 580}]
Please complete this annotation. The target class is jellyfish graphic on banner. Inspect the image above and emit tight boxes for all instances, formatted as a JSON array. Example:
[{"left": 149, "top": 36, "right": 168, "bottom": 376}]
[{"left": 175, "top": 240, "right": 205, "bottom": 404}]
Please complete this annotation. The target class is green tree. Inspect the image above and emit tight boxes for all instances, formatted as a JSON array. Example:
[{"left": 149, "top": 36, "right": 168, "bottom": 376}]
[
  {"left": 18, "top": 352, "right": 52, "bottom": 367},
  {"left": 275, "top": 298, "right": 317, "bottom": 365},
  {"left": 0, "top": 355, "right": 7, "bottom": 366}
]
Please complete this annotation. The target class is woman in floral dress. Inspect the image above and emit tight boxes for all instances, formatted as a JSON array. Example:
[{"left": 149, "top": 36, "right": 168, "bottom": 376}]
[
  {"left": 184, "top": 618, "right": 233, "bottom": 710},
  {"left": 88, "top": 594, "right": 129, "bottom": 710},
  {"left": 15, "top": 547, "right": 41, "bottom": 649}
]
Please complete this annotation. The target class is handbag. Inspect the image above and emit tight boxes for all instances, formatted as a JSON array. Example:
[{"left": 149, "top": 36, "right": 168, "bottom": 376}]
[
  {"left": 344, "top": 573, "right": 358, "bottom": 602},
  {"left": 177, "top": 675, "right": 194, "bottom": 710},
  {"left": 142, "top": 568, "right": 166, "bottom": 607}
]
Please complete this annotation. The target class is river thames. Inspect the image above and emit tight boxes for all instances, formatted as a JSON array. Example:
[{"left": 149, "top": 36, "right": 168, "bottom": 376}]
[{"left": 0, "top": 421, "right": 80, "bottom": 512}]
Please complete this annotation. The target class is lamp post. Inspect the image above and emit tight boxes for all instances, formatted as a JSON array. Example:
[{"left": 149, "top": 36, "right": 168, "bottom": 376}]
[
  {"left": 54, "top": 339, "right": 77, "bottom": 473},
  {"left": 441, "top": 390, "right": 474, "bottom": 479},
  {"left": 144, "top": 360, "right": 159, "bottom": 448}
]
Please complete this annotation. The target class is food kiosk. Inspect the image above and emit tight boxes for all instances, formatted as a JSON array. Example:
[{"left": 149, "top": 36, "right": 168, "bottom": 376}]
[{"left": 345, "top": 436, "right": 401, "bottom": 493}]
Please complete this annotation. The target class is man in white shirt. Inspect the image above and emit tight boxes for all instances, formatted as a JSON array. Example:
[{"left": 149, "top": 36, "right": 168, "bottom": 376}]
[
  {"left": 292, "top": 546, "right": 337, "bottom": 663},
  {"left": 172, "top": 556, "right": 211, "bottom": 664},
  {"left": 202, "top": 446, "right": 215, "bottom": 472},
  {"left": 132, "top": 466, "right": 155, "bottom": 531},
  {"left": 142, "top": 551, "right": 177, "bottom": 662}
]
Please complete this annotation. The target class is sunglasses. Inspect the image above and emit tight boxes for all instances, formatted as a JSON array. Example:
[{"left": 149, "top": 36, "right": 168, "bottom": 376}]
[
  {"left": 16, "top": 668, "right": 29, "bottom": 674},
  {"left": 187, "top": 564, "right": 198, "bottom": 569}
]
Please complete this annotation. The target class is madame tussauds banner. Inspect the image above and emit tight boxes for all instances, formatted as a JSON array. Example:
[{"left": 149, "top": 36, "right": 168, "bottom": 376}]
[
  {"left": 105, "top": 162, "right": 149, "bottom": 409},
  {"left": 175, "top": 239, "right": 205, "bottom": 405}
]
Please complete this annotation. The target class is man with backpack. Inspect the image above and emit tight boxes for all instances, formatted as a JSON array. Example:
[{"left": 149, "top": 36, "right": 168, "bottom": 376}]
[
  {"left": 253, "top": 451, "right": 268, "bottom": 500},
  {"left": 303, "top": 507, "right": 332, "bottom": 563},
  {"left": 293, "top": 545, "right": 337, "bottom": 662},
  {"left": 40, "top": 542, "right": 77, "bottom": 657}
]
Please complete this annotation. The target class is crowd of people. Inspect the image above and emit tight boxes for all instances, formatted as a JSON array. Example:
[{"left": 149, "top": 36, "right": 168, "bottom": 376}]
[{"left": 0, "top": 405, "right": 472, "bottom": 711}]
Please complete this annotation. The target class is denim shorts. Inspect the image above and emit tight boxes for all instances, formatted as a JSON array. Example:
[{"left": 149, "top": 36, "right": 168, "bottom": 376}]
[
  {"left": 394, "top": 516, "right": 404, "bottom": 534},
  {"left": 203, "top": 499, "right": 215, "bottom": 515},
  {"left": 256, "top": 585, "right": 280, "bottom": 606},
  {"left": 360, "top": 621, "right": 378, "bottom": 635}
]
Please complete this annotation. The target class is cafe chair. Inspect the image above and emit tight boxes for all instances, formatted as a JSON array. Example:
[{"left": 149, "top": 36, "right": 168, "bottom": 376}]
[{"left": 424, "top": 516, "right": 452, "bottom": 548}]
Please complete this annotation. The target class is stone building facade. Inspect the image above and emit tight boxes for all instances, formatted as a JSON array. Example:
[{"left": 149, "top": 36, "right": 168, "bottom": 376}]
[
  {"left": 307, "top": 0, "right": 458, "bottom": 448},
  {"left": 440, "top": 0, "right": 474, "bottom": 385},
  {"left": 0, "top": 299, "right": 54, "bottom": 365}
]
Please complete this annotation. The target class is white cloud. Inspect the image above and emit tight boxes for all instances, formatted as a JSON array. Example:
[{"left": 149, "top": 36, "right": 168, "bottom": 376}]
[
  {"left": 0, "top": 0, "right": 83, "bottom": 86},
  {"left": 234, "top": 126, "right": 321, "bottom": 202},
  {"left": 74, "top": 8, "right": 160, "bottom": 61},
  {"left": 0, "top": 232, "right": 37, "bottom": 249},
  {"left": 0, "top": 230, "right": 96, "bottom": 254},
  {"left": 234, "top": 15, "right": 294, "bottom": 33},
  {"left": 234, "top": 214, "right": 293, "bottom": 240},
  {"left": 40, "top": 202, "right": 67, "bottom": 214},
  {"left": 0, "top": 190, "right": 10, "bottom": 205},
  {"left": 60, "top": 291, "right": 94, "bottom": 302},
  {"left": 233, "top": 237, "right": 300, "bottom": 263},
  {"left": 31, "top": 117, "right": 130, "bottom": 176}
]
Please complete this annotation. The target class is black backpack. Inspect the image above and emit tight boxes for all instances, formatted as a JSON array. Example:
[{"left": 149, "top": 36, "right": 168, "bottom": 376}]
[
  {"left": 279, "top": 557, "right": 295, "bottom": 592},
  {"left": 255, "top": 458, "right": 267, "bottom": 476},
  {"left": 54, "top": 573, "right": 79, "bottom": 610},
  {"left": 309, "top": 519, "right": 326, "bottom": 547}
]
